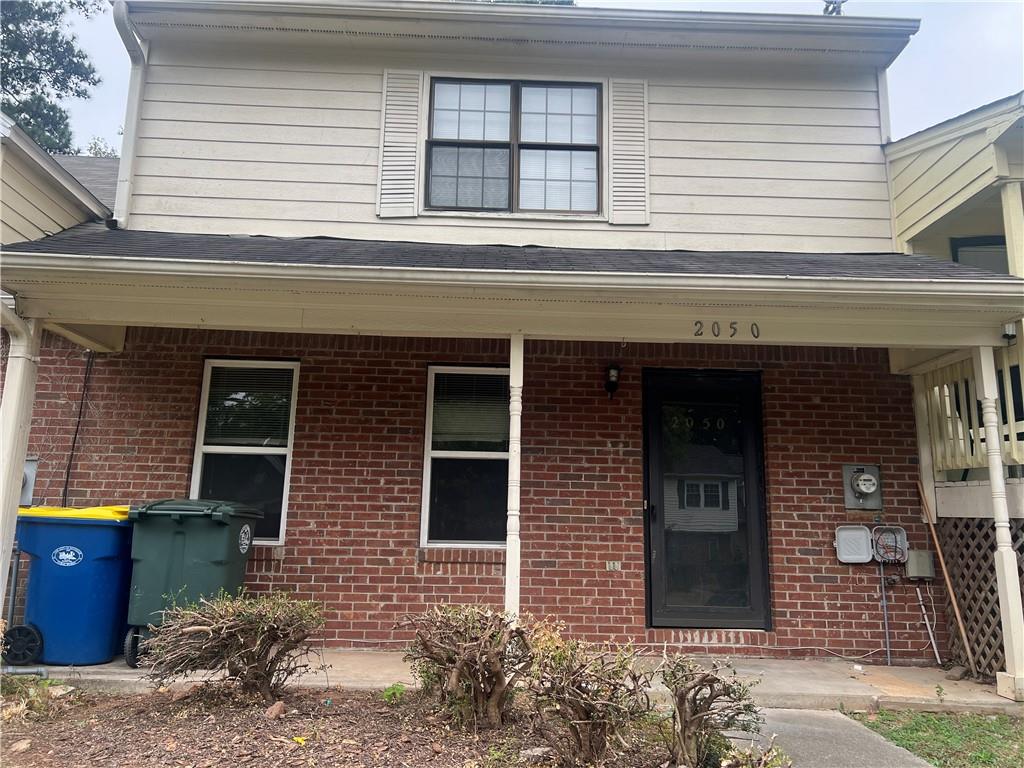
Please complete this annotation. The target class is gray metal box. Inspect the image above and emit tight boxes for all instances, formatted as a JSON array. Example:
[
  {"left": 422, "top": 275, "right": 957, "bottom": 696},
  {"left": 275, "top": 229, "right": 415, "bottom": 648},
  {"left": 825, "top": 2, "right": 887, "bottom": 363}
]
[
  {"left": 842, "top": 464, "right": 882, "bottom": 510},
  {"left": 905, "top": 550, "right": 935, "bottom": 580}
]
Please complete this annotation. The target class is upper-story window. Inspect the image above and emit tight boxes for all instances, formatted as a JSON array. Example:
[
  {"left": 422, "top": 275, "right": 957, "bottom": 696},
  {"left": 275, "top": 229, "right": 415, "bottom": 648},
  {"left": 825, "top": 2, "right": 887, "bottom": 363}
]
[{"left": 426, "top": 79, "right": 601, "bottom": 214}]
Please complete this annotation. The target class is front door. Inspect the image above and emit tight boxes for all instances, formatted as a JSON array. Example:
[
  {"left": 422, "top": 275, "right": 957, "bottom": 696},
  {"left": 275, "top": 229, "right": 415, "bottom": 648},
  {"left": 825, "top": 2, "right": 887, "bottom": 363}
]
[{"left": 644, "top": 370, "right": 770, "bottom": 629}]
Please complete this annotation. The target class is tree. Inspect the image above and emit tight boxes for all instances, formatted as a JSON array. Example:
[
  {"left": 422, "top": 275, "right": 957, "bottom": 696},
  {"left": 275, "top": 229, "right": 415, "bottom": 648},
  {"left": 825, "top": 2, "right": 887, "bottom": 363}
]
[
  {"left": 1, "top": 1, "right": 103, "bottom": 153},
  {"left": 84, "top": 136, "right": 118, "bottom": 158}
]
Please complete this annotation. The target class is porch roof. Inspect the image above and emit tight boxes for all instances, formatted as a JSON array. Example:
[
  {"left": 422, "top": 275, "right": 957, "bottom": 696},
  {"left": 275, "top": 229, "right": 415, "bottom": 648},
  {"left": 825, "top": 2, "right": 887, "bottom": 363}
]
[{"left": 5, "top": 222, "right": 1020, "bottom": 283}]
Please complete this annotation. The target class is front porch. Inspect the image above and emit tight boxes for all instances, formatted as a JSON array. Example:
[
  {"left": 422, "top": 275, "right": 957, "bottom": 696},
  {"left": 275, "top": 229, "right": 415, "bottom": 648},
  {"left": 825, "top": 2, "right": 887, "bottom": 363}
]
[{"left": 2, "top": 225, "right": 1022, "bottom": 698}]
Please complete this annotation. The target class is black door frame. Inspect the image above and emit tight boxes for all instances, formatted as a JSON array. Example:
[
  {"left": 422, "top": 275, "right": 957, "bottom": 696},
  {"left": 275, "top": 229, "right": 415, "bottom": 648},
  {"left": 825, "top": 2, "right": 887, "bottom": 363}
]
[{"left": 642, "top": 368, "right": 771, "bottom": 630}]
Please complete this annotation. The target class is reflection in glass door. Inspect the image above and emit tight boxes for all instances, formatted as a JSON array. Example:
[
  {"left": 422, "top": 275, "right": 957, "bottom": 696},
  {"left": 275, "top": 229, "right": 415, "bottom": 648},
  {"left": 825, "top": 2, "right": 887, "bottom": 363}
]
[{"left": 644, "top": 370, "right": 769, "bottom": 629}]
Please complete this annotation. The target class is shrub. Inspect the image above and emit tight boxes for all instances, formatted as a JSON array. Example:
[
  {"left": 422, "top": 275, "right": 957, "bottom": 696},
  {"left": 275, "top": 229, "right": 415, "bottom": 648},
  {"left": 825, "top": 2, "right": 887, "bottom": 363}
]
[
  {"left": 721, "top": 737, "right": 793, "bottom": 768},
  {"left": 143, "top": 591, "right": 324, "bottom": 703},
  {"left": 659, "top": 655, "right": 761, "bottom": 768},
  {"left": 399, "top": 605, "right": 531, "bottom": 729},
  {"left": 528, "top": 626, "right": 653, "bottom": 767},
  {"left": 381, "top": 682, "right": 406, "bottom": 706}
]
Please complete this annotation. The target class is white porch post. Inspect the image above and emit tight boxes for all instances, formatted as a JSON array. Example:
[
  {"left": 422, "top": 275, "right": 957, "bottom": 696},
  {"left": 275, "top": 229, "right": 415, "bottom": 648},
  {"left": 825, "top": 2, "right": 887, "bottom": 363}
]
[
  {"left": 972, "top": 345, "right": 1024, "bottom": 701},
  {"left": 0, "top": 308, "right": 42, "bottom": 603},
  {"left": 1000, "top": 180, "right": 1023, "bottom": 278},
  {"left": 504, "top": 334, "right": 524, "bottom": 615}
]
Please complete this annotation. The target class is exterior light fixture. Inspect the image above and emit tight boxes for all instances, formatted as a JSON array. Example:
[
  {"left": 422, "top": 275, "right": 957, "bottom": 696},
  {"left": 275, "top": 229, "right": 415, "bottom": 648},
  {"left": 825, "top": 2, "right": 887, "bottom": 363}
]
[{"left": 605, "top": 363, "right": 621, "bottom": 398}]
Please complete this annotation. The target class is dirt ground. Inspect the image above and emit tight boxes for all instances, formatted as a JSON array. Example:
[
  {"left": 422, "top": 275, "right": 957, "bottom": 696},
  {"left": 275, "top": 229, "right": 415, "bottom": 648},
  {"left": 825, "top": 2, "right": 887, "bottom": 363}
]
[{"left": 3, "top": 687, "right": 669, "bottom": 767}]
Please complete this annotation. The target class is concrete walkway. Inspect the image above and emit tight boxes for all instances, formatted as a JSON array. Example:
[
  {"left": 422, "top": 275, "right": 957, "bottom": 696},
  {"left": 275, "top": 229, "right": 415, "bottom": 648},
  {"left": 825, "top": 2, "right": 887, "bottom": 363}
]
[
  {"left": 37, "top": 650, "right": 1023, "bottom": 715},
  {"left": 756, "top": 709, "right": 932, "bottom": 768}
]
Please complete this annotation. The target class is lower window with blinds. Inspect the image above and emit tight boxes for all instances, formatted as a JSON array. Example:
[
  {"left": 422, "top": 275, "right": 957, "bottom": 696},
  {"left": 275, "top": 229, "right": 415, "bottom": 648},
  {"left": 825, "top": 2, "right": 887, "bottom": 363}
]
[
  {"left": 190, "top": 360, "right": 299, "bottom": 544},
  {"left": 422, "top": 367, "right": 510, "bottom": 546}
]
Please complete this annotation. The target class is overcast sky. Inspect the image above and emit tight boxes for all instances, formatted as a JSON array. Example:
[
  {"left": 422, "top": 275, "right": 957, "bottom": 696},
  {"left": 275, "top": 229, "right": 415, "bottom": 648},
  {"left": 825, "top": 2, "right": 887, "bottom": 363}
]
[{"left": 66, "top": 0, "right": 1023, "bottom": 150}]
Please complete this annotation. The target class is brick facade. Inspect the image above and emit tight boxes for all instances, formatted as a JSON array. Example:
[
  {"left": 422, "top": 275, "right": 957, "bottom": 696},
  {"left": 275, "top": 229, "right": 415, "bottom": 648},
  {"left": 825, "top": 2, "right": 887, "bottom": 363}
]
[{"left": 4, "top": 328, "right": 948, "bottom": 662}]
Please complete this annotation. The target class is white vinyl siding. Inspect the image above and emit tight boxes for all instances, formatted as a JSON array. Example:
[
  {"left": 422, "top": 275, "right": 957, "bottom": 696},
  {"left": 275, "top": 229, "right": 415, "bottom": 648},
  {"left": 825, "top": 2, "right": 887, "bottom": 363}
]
[
  {"left": 127, "top": 42, "right": 892, "bottom": 252},
  {"left": 0, "top": 148, "right": 93, "bottom": 244}
]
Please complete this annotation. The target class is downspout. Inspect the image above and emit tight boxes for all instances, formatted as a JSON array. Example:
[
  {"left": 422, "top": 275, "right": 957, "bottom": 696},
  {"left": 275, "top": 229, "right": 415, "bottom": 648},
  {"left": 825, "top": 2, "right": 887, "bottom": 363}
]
[
  {"left": 112, "top": 1, "right": 148, "bottom": 229},
  {"left": 0, "top": 306, "right": 42, "bottom": 604}
]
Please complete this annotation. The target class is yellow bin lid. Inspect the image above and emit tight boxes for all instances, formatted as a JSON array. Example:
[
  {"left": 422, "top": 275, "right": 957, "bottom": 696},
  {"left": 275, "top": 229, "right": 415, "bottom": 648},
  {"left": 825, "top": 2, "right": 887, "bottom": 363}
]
[{"left": 18, "top": 505, "right": 130, "bottom": 522}]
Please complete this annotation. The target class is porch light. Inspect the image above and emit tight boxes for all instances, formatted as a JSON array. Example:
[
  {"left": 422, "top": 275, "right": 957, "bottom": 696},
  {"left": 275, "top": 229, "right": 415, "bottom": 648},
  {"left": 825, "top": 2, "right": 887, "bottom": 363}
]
[{"left": 605, "top": 363, "right": 621, "bottom": 398}]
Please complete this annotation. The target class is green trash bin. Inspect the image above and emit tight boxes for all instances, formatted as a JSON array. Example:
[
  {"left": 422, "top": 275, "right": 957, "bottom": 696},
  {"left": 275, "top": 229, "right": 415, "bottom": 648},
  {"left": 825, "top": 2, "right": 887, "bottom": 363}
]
[{"left": 123, "top": 499, "right": 262, "bottom": 667}]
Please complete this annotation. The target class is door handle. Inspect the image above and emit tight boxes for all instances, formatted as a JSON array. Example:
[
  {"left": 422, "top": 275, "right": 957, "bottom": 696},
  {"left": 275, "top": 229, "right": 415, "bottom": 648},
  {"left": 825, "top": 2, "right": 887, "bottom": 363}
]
[{"left": 648, "top": 501, "right": 657, "bottom": 524}]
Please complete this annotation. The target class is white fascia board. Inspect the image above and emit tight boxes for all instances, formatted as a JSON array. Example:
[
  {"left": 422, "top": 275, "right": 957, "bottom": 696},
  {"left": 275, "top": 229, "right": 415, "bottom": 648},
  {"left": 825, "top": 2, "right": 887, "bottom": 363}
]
[
  {"left": 0, "top": 114, "right": 111, "bottom": 220},
  {"left": 3, "top": 250, "right": 1021, "bottom": 308},
  {"left": 885, "top": 91, "right": 1024, "bottom": 160},
  {"left": 126, "top": 0, "right": 919, "bottom": 61}
]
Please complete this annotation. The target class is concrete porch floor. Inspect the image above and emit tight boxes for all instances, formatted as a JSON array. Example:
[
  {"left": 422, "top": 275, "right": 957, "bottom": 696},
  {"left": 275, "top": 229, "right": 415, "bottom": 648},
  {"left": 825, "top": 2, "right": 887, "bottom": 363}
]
[{"left": 33, "top": 650, "right": 1024, "bottom": 715}]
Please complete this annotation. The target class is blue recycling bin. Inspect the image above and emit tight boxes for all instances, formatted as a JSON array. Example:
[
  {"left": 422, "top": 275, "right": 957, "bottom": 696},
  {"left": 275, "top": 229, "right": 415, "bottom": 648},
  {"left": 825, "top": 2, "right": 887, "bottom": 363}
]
[{"left": 15, "top": 506, "right": 133, "bottom": 665}]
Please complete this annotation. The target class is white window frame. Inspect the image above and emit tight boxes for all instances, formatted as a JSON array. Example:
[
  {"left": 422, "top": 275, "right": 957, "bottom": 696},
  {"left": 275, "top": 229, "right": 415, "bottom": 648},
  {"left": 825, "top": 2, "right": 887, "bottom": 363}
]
[
  {"left": 420, "top": 365, "right": 510, "bottom": 549},
  {"left": 190, "top": 359, "right": 300, "bottom": 546}
]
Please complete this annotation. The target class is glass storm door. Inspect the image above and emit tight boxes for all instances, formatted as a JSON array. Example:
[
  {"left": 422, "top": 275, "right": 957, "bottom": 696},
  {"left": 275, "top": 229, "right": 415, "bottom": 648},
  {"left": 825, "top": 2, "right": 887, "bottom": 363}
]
[{"left": 643, "top": 370, "right": 770, "bottom": 629}]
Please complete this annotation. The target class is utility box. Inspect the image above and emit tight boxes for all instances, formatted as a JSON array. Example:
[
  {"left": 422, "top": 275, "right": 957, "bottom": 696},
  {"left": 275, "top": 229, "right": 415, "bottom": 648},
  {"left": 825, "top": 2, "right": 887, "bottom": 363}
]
[
  {"left": 842, "top": 464, "right": 882, "bottom": 510},
  {"left": 906, "top": 550, "right": 935, "bottom": 580}
]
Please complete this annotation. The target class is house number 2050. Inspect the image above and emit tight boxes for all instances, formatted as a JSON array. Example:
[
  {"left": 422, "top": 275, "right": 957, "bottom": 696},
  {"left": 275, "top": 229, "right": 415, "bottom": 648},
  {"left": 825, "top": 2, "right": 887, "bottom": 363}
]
[{"left": 693, "top": 320, "right": 761, "bottom": 339}]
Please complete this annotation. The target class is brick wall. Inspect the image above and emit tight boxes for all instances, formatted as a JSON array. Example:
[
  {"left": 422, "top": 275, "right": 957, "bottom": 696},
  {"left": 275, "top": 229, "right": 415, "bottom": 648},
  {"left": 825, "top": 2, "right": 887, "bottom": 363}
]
[{"left": 2, "top": 328, "right": 947, "bottom": 661}]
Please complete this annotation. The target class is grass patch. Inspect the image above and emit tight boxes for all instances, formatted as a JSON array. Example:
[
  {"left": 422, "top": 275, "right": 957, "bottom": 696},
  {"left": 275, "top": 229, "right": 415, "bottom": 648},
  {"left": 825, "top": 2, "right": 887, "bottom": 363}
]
[{"left": 851, "top": 710, "right": 1023, "bottom": 768}]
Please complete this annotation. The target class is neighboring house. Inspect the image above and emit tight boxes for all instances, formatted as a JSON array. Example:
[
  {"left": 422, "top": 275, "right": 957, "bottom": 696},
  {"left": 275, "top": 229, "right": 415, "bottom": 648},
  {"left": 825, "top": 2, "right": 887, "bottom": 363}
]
[{"left": 1, "top": 1, "right": 1022, "bottom": 700}]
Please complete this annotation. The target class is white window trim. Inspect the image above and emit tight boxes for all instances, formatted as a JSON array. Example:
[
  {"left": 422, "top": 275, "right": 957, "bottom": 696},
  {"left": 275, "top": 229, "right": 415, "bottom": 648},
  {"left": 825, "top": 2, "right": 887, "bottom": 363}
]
[
  {"left": 418, "top": 71, "right": 610, "bottom": 219},
  {"left": 190, "top": 359, "right": 300, "bottom": 547},
  {"left": 420, "top": 365, "right": 510, "bottom": 549}
]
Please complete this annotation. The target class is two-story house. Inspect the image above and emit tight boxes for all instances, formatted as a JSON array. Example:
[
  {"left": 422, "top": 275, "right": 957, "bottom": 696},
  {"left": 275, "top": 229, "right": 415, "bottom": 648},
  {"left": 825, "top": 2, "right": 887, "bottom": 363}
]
[{"left": 1, "top": 1, "right": 1022, "bottom": 700}]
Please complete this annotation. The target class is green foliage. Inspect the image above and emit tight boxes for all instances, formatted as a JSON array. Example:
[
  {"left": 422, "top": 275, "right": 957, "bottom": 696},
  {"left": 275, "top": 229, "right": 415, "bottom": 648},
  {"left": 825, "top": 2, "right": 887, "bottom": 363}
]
[
  {"left": 1, "top": 0, "right": 103, "bottom": 152},
  {"left": 143, "top": 591, "right": 325, "bottom": 703},
  {"left": 852, "top": 710, "right": 1024, "bottom": 768},
  {"left": 400, "top": 605, "right": 532, "bottom": 729},
  {"left": 528, "top": 625, "right": 652, "bottom": 766},
  {"left": 84, "top": 135, "right": 118, "bottom": 157},
  {"left": 0, "top": 675, "right": 78, "bottom": 721},
  {"left": 381, "top": 682, "right": 406, "bottom": 706},
  {"left": 659, "top": 655, "right": 761, "bottom": 768}
]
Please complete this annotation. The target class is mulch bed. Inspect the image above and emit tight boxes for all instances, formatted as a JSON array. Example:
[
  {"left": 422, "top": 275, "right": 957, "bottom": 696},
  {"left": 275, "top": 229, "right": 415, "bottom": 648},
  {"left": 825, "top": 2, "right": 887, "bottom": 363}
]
[{"left": 4, "top": 687, "right": 669, "bottom": 767}]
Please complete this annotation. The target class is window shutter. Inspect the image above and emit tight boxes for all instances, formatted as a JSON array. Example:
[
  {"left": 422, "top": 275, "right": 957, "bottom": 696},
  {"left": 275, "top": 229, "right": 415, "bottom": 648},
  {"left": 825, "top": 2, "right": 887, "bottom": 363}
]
[
  {"left": 607, "top": 79, "right": 650, "bottom": 225},
  {"left": 377, "top": 70, "right": 423, "bottom": 218}
]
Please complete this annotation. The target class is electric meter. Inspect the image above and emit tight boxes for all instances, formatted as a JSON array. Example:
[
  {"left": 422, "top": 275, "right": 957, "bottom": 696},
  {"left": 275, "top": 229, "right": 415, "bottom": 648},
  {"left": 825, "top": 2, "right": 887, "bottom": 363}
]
[
  {"left": 842, "top": 464, "right": 882, "bottom": 510},
  {"left": 851, "top": 470, "right": 879, "bottom": 496}
]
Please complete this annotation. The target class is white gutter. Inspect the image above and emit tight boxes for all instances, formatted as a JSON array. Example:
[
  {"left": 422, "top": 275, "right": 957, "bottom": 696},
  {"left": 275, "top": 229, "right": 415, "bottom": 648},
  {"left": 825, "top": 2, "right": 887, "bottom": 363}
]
[
  {"left": 0, "top": 114, "right": 109, "bottom": 220},
  {"left": 112, "top": 1, "right": 148, "bottom": 228},
  {"left": 2, "top": 250, "right": 1022, "bottom": 305}
]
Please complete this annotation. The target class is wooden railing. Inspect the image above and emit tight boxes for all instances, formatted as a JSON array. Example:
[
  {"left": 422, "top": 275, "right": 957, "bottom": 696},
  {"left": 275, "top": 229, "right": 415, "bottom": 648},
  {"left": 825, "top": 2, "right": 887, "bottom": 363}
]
[{"left": 923, "top": 334, "right": 1024, "bottom": 471}]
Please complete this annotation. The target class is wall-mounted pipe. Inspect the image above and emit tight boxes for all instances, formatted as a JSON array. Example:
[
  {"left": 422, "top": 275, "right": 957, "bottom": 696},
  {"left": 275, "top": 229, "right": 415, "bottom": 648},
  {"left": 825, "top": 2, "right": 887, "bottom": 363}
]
[{"left": 111, "top": 1, "right": 148, "bottom": 229}]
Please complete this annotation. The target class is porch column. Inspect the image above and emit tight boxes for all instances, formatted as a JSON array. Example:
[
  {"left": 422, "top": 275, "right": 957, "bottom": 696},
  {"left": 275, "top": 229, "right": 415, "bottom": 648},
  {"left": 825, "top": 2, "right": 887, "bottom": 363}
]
[
  {"left": 1000, "top": 180, "right": 1023, "bottom": 278},
  {"left": 504, "top": 334, "right": 524, "bottom": 615},
  {"left": 0, "top": 307, "right": 42, "bottom": 603},
  {"left": 972, "top": 345, "right": 1024, "bottom": 701}
]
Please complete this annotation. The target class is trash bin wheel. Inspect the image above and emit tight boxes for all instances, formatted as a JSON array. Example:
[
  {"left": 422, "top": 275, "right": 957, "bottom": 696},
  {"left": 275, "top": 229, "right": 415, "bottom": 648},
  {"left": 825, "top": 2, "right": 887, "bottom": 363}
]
[
  {"left": 124, "top": 626, "right": 143, "bottom": 668},
  {"left": 3, "top": 624, "right": 43, "bottom": 666}
]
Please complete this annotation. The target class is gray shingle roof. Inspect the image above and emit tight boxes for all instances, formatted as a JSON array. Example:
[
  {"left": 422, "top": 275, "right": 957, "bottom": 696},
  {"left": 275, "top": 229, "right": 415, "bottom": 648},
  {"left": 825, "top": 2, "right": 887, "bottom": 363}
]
[
  {"left": 4, "top": 222, "right": 1020, "bottom": 282},
  {"left": 51, "top": 156, "right": 119, "bottom": 209}
]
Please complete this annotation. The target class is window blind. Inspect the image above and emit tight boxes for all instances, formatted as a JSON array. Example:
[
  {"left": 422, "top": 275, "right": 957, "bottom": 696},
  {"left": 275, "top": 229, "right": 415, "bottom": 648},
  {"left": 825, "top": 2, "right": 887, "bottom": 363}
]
[
  {"left": 204, "top": 367, "right": 295, "bottom": 447},
  {"left": 431, "top": 372, "right": 509, "bottom": 451}
]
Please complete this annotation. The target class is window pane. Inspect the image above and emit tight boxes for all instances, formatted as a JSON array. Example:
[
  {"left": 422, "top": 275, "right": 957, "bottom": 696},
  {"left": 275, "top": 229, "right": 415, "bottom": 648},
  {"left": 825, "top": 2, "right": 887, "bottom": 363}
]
[
  {"left": 572, "top": 114, "right": 597, "bottom": 144},
  {"left": 483, "top": 178, "right": 509, "bottom": 209},
  {"left": 428, "top": 458, "right": 508, "bottom": 542},
  {"left": 704, "top": 483, "right": 721, "bottom": 509},
  {"left": 457, "top": 176, "right": 483, "bottom": 207},
  {"left": 204, "top": 367, "right": 294, "bottom": 447},
  {"left": 519, "top": 149, "right": 597, "bottom": 212},
  {"left": 521, "top": 86, "right": 546, "bottom": 113},
  {"left": 573, "top": 87, "right": 597, "bottom": 115},
  {"left": 570, "top": 181, "right": 597, "bottom": 212},
  {"left": 458, "top": 110, "right": 484, "bottom": 140},
  {"left": 484, "top": 111, "right": 509, "bottom": 141},
  {"left": 521, "top": 112, "right": 546, "bottom": 142},
  {"left": 429, "top": 175, "right": 457, "bottom": 207},
  {"left": 432, "top": 109, "right": 459, "bottom": 139},
  {"left": 199, "top": 453, "right": 285, "bottom": 540},
  {"left": 547, "top": 87, "right": 572, "bottom": 114},
  {"left": 685, "top": 482, "right": 702, "bottom": 509},
  {"left": 486, "top": 84, "right": 510, "bottom": 111},
  {"left": 429, "top": 147, "right": 509, "bottom": 210},
  {"left": 434, "top": 82, "right": 460, "bottom": 110},
  {"left": 432, "top": 372, "right": 510, "bottom": 451},
  {"left": 547, "top": 114, "right": 571, "bottom": 143},
  {"left": 460, "top": 83, "right": 486, "bottom": 110}
]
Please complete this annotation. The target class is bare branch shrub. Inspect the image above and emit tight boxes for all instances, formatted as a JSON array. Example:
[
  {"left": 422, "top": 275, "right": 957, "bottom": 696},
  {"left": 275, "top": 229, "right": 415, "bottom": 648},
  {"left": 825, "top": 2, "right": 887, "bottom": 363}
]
[
  {"left": 528, "top": 625, "right": 653, "bottom": 767},
  {"left": 721, "top": 737, "right": 793, "bottom": 768},
  {"left": 143, "top": 591, "right": 324, "bottom": 703},
  {"left": 660, "top": 655, "right": 761, "bottom": 768},
  {"left": 398, "top": 605, "right": 532, "bottom": 729}
]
